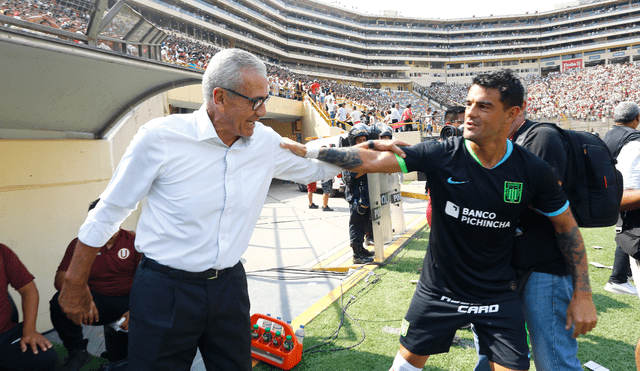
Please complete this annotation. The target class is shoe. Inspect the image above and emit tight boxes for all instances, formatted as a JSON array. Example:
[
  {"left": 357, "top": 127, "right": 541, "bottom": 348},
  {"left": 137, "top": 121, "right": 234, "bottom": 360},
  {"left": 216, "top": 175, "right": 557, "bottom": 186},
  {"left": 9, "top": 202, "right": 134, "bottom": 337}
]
[
  {"left": 353, "top": 254, "right": 374, "bottom": 264},
  {"left": 604, "top": 281, "right": 638, "bottom": 296},
  {"left": 322, "top": 206, "right": 333, "bottom": 211},
  {"left": 351, "top": 246, "right": 374, "bottom": 264},
  {"left": 360, "top": 245, "right": 375, "bottom": 257},
  {"left": 63, "top": 339, "right": 91, "bottom": 371},
  {"left": 309, "top": 203, "right": 318, "bottom": 209},
  {"left": 365, "top": 237, "right": 374, "bottom": 246}
]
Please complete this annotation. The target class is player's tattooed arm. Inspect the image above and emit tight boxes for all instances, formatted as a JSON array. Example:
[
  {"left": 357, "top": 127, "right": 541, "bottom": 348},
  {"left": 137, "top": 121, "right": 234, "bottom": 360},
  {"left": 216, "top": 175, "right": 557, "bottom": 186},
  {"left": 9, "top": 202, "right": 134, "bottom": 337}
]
[
  {"left": 318, "top": 147, "right": 363, "bottom": 169},
  {"left": 552, "top": 213, "right": 598, "bottom": 337},
  {"left": 555, "top": 224, "right": 591, "bottom": 293}
]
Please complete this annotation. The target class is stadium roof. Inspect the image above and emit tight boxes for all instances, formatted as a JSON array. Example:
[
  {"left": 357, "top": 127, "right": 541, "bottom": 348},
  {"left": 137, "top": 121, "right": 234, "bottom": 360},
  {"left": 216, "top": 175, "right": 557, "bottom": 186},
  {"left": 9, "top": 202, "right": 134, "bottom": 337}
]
[{"left": 0, "top": 24, "right": 201, "bottom": 139}]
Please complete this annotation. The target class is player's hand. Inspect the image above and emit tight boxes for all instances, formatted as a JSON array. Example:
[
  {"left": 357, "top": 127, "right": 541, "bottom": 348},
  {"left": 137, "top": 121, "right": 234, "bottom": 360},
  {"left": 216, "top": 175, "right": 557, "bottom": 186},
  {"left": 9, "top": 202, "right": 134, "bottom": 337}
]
[
  {"left": 280, "top": 138, "right": 307, "bottom": 157},
  {"left": 566, "top": 290, "right": 597, "bottom": 338},
  {"left": 58, "top": 282, "right": 94, "bottom": 326},
  {"left": 20, "top": 330, "right": 53, "bottom": 354},
  {"left": 355, "top": 139, "right": 409, "bottom": 158},
  {"left": 118, "top": 311, "right": 130, "bottom": 331}
]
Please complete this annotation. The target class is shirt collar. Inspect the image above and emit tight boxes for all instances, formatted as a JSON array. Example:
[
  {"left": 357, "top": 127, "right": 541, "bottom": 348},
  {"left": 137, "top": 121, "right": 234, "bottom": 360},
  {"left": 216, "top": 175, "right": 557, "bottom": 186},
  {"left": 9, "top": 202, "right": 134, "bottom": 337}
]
[
  {"left": 196, "top": 104, "right": 219, "bottom": 142},
  {"left": 464, "top": 138, "right": 513, "bottom": 170},
  {"left": 195, "top": 104, "right": 254, "bottom": 147}
]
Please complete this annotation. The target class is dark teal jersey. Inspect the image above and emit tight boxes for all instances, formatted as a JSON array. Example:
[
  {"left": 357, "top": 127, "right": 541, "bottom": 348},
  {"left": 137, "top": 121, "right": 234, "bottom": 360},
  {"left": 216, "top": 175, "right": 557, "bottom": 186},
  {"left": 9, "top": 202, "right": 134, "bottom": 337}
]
[{"left": 403, "top": 136, "right": 568, "bottom": 302}]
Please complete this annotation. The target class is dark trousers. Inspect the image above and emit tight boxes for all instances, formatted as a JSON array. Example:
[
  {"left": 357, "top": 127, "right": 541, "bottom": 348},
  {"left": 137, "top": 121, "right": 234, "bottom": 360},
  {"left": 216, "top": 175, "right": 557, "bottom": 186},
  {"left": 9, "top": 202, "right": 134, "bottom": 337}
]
[
  {"left": 609, "top": 244, "right": 632, "bottom": 283},
  {"left": 50, "top": 290, "right": 130, "bottom": 360},
  {"left": 127, "top": 259, "right": 251, "bottom": 371},
  {"left": 0, "top": 323, "right": 59, "bottom": 371},
  {"left": 349, "top": 204, "right": 372, "bottom": 248}
]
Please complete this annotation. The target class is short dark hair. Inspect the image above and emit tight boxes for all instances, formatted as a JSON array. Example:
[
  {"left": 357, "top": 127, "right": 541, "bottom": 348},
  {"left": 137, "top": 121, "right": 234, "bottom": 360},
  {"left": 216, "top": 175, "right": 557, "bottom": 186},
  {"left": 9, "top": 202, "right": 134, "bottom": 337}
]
[
  {"left": 472, "top": 69, "right": 524, "bottom": 110},
  {"left": 444, "top": 106, "right": 465, "bottom": 123}
]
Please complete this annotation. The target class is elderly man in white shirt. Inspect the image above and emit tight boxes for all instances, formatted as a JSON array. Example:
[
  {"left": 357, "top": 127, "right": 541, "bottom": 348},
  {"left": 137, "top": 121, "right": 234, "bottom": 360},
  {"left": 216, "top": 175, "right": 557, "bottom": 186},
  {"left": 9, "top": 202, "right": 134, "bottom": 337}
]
[{"left": 58, "top": 49, "right": 341, "bottom": 371}]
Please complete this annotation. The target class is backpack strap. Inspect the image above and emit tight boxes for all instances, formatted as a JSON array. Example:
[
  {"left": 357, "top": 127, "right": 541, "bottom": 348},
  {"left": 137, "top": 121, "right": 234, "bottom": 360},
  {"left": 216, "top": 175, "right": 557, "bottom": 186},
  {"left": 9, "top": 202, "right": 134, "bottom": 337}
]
[
  {"left": 513, "top": 120, "right": 571, "bottom": 185},
  {"left": 513, "top": 121, "right": 556, "bottom": 147},
  {"left": 609, "top": 125, "right": 640, "bottom": 158}
]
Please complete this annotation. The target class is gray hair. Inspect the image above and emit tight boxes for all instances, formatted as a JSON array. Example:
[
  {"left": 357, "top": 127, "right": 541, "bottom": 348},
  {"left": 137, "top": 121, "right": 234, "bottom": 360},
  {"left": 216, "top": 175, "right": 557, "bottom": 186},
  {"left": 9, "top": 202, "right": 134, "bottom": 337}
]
[
  {"left": 201, "top": 49, "right": 267, "bottom": 103},
  {"left": 614, "top": 102, "right": 640, "bottom": 123}
]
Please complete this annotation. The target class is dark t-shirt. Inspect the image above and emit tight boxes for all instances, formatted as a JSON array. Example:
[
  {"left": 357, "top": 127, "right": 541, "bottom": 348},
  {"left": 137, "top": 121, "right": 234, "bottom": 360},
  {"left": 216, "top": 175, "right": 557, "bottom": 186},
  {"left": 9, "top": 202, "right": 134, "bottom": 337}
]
[
  {"left": 0, "top": 244, "right": 34, "bottom": 334},
  {"left": 403, "top": 137, "right": 568, "bottom": 302},
  {"left": 58, "top": 230, "right": 141, "bottom": 296},
  {"left": 511, "top": 120, "right": 569, "bottom": 276}
]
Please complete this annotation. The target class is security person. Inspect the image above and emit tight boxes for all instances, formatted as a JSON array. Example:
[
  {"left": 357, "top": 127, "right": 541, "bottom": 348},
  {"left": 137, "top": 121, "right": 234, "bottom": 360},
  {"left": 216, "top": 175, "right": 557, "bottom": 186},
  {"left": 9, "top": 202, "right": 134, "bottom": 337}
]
[
  {"left": 343, "top": 123, "right": 375, "bottom": 264},
  {"left": 379, "top": 124, "right": 394, "bottom": 140}
]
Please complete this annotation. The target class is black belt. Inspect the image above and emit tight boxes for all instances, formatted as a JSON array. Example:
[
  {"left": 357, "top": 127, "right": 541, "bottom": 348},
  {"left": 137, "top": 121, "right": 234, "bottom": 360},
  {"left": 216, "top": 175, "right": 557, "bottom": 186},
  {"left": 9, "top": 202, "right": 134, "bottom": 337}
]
[{"left": 142, "top": 257, "right": 231, "bottom": 280}]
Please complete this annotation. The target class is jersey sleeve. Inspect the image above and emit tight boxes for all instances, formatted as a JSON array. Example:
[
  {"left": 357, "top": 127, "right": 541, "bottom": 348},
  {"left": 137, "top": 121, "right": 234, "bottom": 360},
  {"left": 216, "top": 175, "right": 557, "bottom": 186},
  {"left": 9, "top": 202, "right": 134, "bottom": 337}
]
[
  {"left": 1, "top": 244, "right": 34, "bottom": 291},
  {"left": 521, "top": 126, "right": 567, "bottom": 182},
  {"left": 530, "top": 159, "right": 570, "bottom": 216},
  {"left": 56, "top": 238, "right": 78, "bottom": 273},
  {"left": 401, "top": 141, "right": 442, "bottom": 175}
]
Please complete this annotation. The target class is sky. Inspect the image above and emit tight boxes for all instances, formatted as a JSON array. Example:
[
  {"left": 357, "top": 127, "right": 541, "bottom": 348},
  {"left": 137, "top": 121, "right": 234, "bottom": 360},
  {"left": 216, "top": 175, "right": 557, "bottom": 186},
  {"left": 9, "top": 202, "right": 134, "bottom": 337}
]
[{"left": 318, "top": 0, "right": 572, "bottom": 20}]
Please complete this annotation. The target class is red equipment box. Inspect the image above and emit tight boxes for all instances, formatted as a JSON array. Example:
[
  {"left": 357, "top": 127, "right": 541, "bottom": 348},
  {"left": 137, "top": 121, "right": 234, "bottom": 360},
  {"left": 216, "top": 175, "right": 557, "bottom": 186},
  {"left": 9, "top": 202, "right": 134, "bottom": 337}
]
[{"left": 250, "top": 313, "right": 302, "bottom": 370}]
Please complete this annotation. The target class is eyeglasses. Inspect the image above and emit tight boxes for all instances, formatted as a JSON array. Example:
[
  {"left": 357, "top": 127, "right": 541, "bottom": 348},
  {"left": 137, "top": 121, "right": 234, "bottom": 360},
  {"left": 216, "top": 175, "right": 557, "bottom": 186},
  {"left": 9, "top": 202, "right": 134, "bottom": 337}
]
[{"left": 223, "top": 88, "right": 269, "bottom": 110}]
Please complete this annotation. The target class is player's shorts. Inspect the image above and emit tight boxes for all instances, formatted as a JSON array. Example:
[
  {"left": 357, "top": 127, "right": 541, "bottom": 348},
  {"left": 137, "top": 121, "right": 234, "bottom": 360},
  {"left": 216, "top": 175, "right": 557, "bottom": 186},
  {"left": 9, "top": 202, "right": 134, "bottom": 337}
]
[
  {"left": 306, "top": 182, "right": 317, "bottom": 192},
  {"left": 321, "top": 180, "right": 333, "bottom": 194},
  {"left": 400, "top": 281, "right": 528, "bottom": 370}
]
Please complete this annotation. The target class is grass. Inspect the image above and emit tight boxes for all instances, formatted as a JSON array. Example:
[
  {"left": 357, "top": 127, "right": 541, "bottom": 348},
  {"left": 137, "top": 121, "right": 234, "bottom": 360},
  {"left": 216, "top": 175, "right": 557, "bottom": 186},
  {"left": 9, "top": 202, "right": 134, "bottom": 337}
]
[{"left": 253, "top": 225, "right": 640, "bottom": 371}]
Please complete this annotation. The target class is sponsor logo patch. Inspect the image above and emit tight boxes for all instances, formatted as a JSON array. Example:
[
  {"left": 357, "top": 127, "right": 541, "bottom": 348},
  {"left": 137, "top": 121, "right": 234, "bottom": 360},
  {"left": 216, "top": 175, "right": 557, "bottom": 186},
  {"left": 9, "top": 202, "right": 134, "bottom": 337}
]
[{"left": 445, "top": 201, "right": 460, "bottom": 218}]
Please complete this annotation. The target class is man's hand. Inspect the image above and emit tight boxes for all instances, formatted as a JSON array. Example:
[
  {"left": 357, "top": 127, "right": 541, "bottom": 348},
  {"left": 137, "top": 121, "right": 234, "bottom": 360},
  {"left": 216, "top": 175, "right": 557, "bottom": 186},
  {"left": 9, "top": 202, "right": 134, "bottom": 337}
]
[
  {"left": 280, "top": 138, "right": 306, "bottom": 157},
  {"left": 355, "top": 139, "right": 409, "bottom": 158},
  {"left": 20, "top": 330, "right": 53, "bottom": 354},
  {"left": 58, "top": 240, "right": 100, "bottom": 325},
  {"left": 58, "top": 281, "right": 95, "bottom": 325},
  {"left": 566, "top": 290, "right": 598, "bottom": 338},
  {"left": 118, "top": 311, "right": 130, "bottom": 331}
]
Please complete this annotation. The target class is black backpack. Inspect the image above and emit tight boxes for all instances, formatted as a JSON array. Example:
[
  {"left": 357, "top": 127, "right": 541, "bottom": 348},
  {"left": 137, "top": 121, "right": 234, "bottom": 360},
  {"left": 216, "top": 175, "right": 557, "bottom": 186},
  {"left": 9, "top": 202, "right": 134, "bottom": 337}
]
[{"left": 515, "top": 122, "right": 623, "bottom": 228}]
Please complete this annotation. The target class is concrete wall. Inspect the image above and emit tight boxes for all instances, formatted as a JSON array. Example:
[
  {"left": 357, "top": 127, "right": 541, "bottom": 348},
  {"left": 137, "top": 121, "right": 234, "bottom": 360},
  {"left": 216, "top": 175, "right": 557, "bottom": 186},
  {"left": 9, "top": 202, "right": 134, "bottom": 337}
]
[
  {"left": 0, "top": 93, "right": 167, "bottom": 331},
  {"left": 1, "top": 140, "right": 111, "bottom": 330},
  {"left": 301, "top": 98, "right": 340, "bottom": 142}
]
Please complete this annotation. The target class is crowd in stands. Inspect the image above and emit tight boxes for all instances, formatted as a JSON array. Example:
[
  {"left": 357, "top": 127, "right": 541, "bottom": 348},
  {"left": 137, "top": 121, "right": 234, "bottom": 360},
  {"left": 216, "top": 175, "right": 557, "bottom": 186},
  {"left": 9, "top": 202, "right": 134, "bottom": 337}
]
[
  {"left": 1, "top": 0, "right": 88, "bottom": 32},
  {"left": 160, "top": 32, "right": 220, "bottom": 69},
  {"left": 417, "top": 62, "right": 640, "bottom": 121},
  {"left": 524, "top": 63, "right": 640, "bottom": 120},
  {"left": 9, "top": 0, "right": 640, "bottom": 125}
]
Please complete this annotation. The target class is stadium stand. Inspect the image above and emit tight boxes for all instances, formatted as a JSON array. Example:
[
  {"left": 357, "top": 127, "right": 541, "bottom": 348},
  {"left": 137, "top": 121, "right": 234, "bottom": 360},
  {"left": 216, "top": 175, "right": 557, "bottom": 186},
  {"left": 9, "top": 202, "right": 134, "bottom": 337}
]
[{"left": 3, "top": 0, "right": 640, "bottom": 126}]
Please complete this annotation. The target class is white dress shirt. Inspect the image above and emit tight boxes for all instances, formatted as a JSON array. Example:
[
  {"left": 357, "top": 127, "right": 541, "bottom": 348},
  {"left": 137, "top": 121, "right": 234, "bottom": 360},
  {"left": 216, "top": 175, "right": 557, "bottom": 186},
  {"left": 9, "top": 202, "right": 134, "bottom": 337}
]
[
  {"left": 79, "top": 105, "right": 341, "bottom": 271},
  {"left": 618, "top": 140, "right": 640, "bottom": 189},
  {"left": 390, "top": 108, "right": 401, "bottom": 121}
]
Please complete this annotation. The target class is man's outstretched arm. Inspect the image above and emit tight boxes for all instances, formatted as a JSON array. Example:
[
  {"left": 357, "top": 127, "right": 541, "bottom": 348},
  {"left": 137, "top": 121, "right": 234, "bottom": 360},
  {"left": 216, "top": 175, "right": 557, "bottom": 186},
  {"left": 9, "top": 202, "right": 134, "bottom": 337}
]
[{"left": 280, "top": 138, "right": 406, "bottom": 174}]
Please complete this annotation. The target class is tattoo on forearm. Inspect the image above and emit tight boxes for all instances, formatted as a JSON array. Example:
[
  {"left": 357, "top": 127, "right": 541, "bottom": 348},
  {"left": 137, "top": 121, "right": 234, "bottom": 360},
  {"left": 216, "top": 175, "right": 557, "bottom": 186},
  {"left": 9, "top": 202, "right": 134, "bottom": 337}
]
[
  {"left": 318, "top": 148, "right": 363, "bottom": 169},
  {"left": 556, "top": 225, "right": 592, "bottom": 293}
]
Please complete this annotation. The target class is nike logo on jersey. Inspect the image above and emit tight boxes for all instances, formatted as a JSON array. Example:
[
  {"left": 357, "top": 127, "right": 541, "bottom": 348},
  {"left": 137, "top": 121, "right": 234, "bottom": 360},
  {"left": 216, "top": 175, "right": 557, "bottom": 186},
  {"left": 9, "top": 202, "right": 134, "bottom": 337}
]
[{"left": 447, "top": 177, "right": 468, "bottom": 185}]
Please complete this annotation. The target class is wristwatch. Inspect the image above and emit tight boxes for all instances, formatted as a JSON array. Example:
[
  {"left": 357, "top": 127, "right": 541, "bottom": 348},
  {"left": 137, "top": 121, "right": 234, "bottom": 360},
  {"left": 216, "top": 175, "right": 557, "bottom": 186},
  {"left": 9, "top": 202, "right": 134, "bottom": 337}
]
[{"left": 368, "top": 140, "right": 375, "bottom": 149}]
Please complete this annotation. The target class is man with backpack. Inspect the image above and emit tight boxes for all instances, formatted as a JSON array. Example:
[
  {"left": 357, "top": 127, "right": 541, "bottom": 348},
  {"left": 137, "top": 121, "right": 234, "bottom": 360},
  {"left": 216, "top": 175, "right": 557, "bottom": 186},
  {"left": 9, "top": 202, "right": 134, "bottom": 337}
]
[
  {"left": 283, "top": 69, "right": 597, "bottom": 371},
  {"left": 602, "top": 102, "right": 640, "bottom": 297},
  {"left": 475, "top": 89, "right": 600, "bottom": 371}
]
